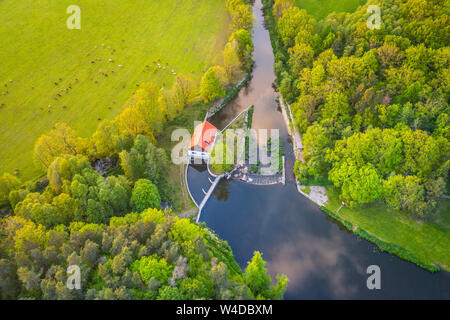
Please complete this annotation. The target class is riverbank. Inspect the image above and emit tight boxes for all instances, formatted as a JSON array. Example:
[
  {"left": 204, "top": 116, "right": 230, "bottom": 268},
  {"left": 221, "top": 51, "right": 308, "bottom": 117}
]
[{"left": 322, "top": 186, "right": 450, "bottom": 272}]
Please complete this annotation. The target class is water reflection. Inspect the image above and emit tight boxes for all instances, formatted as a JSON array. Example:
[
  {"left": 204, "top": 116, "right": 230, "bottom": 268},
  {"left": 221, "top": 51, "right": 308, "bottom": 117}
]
[
  {"left": 265, "top": 232, "right": 364, "bottom": 298},
  {"left": 213, "top": 179, "right": 231, "bottom": 202}
]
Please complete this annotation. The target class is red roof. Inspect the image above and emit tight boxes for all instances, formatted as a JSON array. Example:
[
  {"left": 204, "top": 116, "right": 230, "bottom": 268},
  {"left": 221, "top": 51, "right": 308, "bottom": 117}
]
[{"left": 189, "top": 121, "right": 218, "bottom": 152}]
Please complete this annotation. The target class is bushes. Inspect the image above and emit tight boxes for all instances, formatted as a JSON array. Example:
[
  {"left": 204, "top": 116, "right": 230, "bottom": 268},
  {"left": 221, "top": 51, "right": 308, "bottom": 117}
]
[
  {"left": 130, "top": 179, "right": 161, "bottom": 212},
  {"left": 0, "top": 173, "right": 22, "bottom": 206},
  {"left": 200, "top": 68, "right": 225, "bottom": 103}
]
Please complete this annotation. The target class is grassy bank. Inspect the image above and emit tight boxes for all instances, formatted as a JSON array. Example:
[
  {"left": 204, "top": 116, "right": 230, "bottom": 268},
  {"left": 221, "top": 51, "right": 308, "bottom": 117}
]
[
  {"left": 323, "top": 186, "right": 450, "bottom": 272},
  {"left": 0, "top": 0, "right": 229, "bottom": 179}
]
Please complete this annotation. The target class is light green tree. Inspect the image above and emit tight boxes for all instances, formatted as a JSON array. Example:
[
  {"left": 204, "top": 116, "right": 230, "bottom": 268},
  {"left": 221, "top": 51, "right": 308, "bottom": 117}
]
[{"left": 200, "top": 68, "right": 225, "bottom": 103}]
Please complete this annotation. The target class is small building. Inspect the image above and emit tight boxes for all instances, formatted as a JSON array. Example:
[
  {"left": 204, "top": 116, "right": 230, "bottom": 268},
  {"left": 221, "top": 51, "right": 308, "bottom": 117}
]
[{"left": 188, "top": 121, "right": 218, "bottom": 161}]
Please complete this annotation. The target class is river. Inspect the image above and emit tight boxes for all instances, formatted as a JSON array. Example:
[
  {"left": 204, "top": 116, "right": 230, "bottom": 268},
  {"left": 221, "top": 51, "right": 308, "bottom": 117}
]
[{"left": 186, "top": 0, "right": 450, "bottom": 299}]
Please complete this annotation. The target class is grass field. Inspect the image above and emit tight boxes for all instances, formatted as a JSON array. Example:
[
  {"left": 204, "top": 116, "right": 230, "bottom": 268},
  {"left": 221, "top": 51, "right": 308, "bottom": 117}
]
[
  {"left": 0, "top": 0, "right": 229, "bottom": 180},
  {"left": 295, "top": 0, "right": 366, "bottom": 20},
  {"left": 325, "top": 186, "right": 450, "bottom": 271}
]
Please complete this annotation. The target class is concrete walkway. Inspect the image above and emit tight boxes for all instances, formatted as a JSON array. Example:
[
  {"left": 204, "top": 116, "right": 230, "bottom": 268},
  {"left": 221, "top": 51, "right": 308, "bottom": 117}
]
[
  {"left": 279, "top": 95, "right": 303, "bottom": 162},
  {"left": 297, "top": 183, "right": 328, "bottom": 207},
  {"left": 196, "top": 174, "right": 225, "bottom": 222}
]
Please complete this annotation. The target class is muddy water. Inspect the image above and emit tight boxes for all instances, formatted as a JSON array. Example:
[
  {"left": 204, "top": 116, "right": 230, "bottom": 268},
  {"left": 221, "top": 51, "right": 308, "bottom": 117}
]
[{"left": 187, "top": 0, "right": 450, "bottom": 299}]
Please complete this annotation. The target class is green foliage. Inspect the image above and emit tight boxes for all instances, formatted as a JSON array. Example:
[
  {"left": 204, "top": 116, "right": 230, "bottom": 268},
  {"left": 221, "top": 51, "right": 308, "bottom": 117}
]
[
  {"left": 244, "top": 251, "right": 288, "bottom": 300},
  {"left": 130, "top": 179, "right": 161, "bottom": 212},
  {"left": 120, "top": 135, "right": 171, "bottom": 202},
  {"left": 0, "top": 209, "right": 286, "bottom": 300},
  {"left": 0, "top": 173, "right": 22, "bottom": 205},
  {"left": 131, "top": 255, "right": 173, "bottom": 284},
  {"left": 230, "top": 29, "right": 254, "bottom": 68},
  {"left": 200, "top": 68, "right": 226, "bottom": 103}
]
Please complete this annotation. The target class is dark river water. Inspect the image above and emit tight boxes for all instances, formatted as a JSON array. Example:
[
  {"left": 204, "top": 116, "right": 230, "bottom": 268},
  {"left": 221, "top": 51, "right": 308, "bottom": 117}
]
[{"left": 187, "top": 0, "right": 450, "bottom": 299}]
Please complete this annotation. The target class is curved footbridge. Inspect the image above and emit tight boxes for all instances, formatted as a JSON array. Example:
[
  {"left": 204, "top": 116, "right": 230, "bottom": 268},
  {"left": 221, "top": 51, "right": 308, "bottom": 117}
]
[{"left": 196, "top": 173, "right": 229, "bottom": 223}]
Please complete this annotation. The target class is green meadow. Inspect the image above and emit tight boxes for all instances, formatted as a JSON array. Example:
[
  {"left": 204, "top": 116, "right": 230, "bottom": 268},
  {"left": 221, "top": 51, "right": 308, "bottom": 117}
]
[
  {"left": 0, "top": 0, "right": 229, "bottom": 179},
  {"left": 295, "top": 0, "right": 366, "bottom": 20}
]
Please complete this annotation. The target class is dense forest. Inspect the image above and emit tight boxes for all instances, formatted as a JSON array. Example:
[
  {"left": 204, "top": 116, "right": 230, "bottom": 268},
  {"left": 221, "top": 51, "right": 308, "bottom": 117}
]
[
  {"left": 0, "top": 0, "right": 289, "bottom": 300},
  {"left": 264, "top": 0, "right": 449, "bottom": 218},
  {"left": 0, "top": 206, "right": 287, "bottom": 299}
]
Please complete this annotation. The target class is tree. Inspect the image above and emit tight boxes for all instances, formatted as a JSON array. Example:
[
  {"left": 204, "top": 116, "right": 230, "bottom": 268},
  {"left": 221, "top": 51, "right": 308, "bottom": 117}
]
[
  {"left": 400, "top": 128, "right": 449, "bottom": 179},
  {"left": 81, "top": 240, "right": 100, "bottom": 268},
  {"left": 273, "top": 0, "right": 295, "bottom": 20},
  {"left": 210, "top": 65, "right": 229, "bottom": 88},
  {"left": 173, "top": 74, "right": 196, "bottom": 106},
  {"left": 33, "top": 123, "right": 81, "bottom": 170},
  {"left": 223, "top": 40, "right": 243, "bottom": 82},
  {"left": 383, "top": 175, "right": 426, "bottom": 215},
  {"left": 229, "top": 29, "right": 254, "bottom": 68},
  {"left": 130, "top": 179, "right": 161, "bottom": 212},
  {"left": 200, "top": 68, "right": 225, "bottom": 103},
  {"left": 119, "top": 135, "right": 170, "bottom": 202},
  {"left": 0, "top": 173, "right": 22, "bottom": 204},
  {"left": 244, "top": 251, "right": 287, "bottom": 300},
  {"left": 244, "top": 251, "right": 271, "bottom": 298},
  {"left": 0, "top": 259, "right": 20, "bottom": 299},
  {"left": 157, "top": 286, "right": 185, "bottom": 300},
  {"left": 118, "top": 105, "right": 157, "bottom": 142},
  {"left": 277, "top": 7, "right": 315, "bottom": 48},
  {"left": 321, "top": 91, "right": 352, "bottom": 129},
  {"left": 329, "top": 162, "right": 383, "bottom": 206},
  {"left": 158, "top": 86, "right": 183, "bottom": 121},
  {"left": 301, "top": 124, "right": 332, "bottom": 178},
  {"left": 227, "top": 1, "right": 253, "bottom": 31},
  {"left": 116, "top": 82, "right": 166, "bottom": 144},
  {"left": 288, "top": 42, "right": 314, "bottom": 76},
  {"left": 14, "top": 193, "right": 60, "bottom": 228},
  {"left": 132, "top": 255, "right": 172, "bottom": 284},
  {"left": 92, "top": 120, "right": 132, "bottom": 158},
  {"left": 8, "top": 188, "right": 29, "bottom": 210},
  {"left": 47, "top": 155, "right": 91, "bottom": 193}
]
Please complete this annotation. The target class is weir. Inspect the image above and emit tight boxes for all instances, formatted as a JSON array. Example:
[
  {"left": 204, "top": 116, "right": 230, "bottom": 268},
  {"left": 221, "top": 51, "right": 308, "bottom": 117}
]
[{"left": 196, "top": 173, "right": 226, "bottom": 223}]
